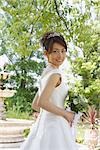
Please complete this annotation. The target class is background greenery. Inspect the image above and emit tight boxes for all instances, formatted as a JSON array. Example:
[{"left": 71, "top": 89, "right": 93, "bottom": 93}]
[{"left": 0, "top": 0, "right": 100, "bottom": 118}]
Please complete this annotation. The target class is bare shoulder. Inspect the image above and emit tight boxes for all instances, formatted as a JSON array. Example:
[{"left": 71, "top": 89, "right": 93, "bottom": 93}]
[
  {"left": 47, "top": 73, "right": 61, "bottom": 87},
  {"left": 49, "top": 73, "right": 61, "bottom": 80}
]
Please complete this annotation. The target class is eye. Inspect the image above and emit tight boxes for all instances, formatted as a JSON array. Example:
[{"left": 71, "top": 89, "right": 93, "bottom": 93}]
[
  {"left": 52, "top": 50, "right": 57, "bottom": 53},
  {"left": 51, "top": 49, "right": 66, "bottom": 54},
  {"left": 62, "top": 50, "right": 66, "bottom": 53}
]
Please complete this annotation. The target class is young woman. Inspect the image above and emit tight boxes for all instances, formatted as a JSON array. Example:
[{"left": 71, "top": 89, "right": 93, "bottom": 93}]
[{"left": 20, "top": 32, "right": 78, "bottom": 150}]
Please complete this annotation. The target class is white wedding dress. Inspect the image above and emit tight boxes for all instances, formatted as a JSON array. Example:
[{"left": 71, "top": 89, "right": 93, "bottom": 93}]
[{"left": 20, "top": 64, "right": 78, "bottom": 150}]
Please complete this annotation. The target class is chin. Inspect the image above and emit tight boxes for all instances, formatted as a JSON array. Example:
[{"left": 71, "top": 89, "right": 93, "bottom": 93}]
[
  {"left": 56, "top": 63, "right": 62, "bottom": 67},
  {"left": 57, "top": 62, "right": 63, "bottom": 65}
]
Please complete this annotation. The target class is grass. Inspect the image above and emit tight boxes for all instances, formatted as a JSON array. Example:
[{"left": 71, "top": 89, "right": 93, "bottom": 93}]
[{"left": 6, "top": 109, "right": 33, "bottom": 120}]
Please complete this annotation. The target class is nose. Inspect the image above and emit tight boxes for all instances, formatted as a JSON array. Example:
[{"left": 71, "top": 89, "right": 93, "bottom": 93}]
[{"left": 57, "top": 51, "right": 63, "bottom": 58}]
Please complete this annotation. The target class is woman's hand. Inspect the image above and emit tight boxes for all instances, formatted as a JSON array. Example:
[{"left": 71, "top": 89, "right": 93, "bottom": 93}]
[{"left": 64, "top": 111, "right": 75, "bottom": 127}]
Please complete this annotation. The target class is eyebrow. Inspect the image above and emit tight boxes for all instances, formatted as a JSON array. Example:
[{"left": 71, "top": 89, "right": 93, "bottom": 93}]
[{"left": 53, "top": 48, "right": 66, "bottom": 51}]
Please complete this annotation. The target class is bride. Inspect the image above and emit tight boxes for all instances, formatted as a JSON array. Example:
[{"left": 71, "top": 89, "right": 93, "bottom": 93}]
[{"left": 20, "top": 32, "right": 78, "bottom": 150}]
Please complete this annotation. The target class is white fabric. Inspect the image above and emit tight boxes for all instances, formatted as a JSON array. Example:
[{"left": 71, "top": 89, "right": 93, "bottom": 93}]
[{"left": 20, "top": 65, "right": 78, "bottom": 150}]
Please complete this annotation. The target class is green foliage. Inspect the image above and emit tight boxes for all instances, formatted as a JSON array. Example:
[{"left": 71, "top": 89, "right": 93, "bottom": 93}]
[
  {"left": 71, "top": 30, "right": 100, "bottom": 108},
  {"left": 6, "top": 108, "right": 33, "bottom": 120},
  {"left": 6, "top": 88, "right": 36, "bottom": 113},
  {"left": 0, "top": 0, "right": 99, "bottom": 116},
  {"left": 5, "top": 54, "right": 45, "bottom": 113},
  {"left": 24, "top": 128, "right": 30, "bottom": 137},
  {"left": 65, "top": 80, "right": 88, "bottom": 113}
]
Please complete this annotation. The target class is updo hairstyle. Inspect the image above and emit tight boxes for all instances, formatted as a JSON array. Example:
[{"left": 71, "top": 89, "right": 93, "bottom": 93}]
[{"left": 40, "top": 32, "right": 67, "bottom": 53}]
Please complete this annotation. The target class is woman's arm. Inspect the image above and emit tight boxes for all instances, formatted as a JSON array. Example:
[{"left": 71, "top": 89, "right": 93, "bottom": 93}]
[
  {"left": 37, "top": 74, "right": 74, "bottom": 123},
  {"left": 32, "top": 92, "right": 40, "bottom": 112}
]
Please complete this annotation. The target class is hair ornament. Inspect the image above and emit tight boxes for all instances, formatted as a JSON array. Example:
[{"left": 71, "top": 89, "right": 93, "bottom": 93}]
[{"left": 47, "top": 32, "right": 60, "bottom": 39}]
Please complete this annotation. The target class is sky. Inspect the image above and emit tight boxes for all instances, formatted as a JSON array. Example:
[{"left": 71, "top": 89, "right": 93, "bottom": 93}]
[{"left": 0, "top": 54, "right": 10, "bottom": 70}]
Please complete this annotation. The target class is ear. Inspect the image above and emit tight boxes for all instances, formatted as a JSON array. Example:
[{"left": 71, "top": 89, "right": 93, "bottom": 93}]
[{"left": 43, "top": 50, "right": 48, "bottom": 56}]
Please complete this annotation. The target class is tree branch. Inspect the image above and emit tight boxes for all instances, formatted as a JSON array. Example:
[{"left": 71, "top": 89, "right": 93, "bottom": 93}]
[
  {"left": 54, "top": 0, "right": 71, "bottom": 33},
  {"left": 29, "top": 0, "right": 51, "bottom": 47}
]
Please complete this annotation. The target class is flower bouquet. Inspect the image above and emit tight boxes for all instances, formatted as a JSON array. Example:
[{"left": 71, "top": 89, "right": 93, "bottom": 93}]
[
  {"left": 66, "top": 90, "right": 87, "bottom": 113},
  {"left": 65, "top": 90, "right": 88, "bottom": 139}
]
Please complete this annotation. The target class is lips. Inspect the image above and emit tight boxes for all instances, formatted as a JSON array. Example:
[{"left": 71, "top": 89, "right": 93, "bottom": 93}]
[{"left": 57, "top": 60, "right": 63, "bottom": 62}]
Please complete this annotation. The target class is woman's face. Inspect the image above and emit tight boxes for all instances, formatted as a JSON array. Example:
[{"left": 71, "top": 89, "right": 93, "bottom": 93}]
[{"left": 46, "top": 42, "right": 66, "bottom": 68}]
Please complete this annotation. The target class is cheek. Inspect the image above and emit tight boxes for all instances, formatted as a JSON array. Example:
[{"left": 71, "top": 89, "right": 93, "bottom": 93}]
[
  {"left": 48, "top": 55, "right": 54, "bottom": 61},
  {"left": 49, "top": 55, "right": 55, "bottom": 60},
  {"left": 63, "top": 54, "right": 66, "bottom": 58}
]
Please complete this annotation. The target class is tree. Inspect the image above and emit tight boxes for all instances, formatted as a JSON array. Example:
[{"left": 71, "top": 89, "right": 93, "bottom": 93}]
[
  {"left": 0, "top": 0, "right": 99, "bottom": 114},
  {"left": 67, "top": 0, "right": 100, "bottom": 114}
]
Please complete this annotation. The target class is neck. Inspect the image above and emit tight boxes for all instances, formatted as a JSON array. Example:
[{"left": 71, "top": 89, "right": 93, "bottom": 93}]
[{"left": 48, "top": 62, "right": 59, "bottom": 69}]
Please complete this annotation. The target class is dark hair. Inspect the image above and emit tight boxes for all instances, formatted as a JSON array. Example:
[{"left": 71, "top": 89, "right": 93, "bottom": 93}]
[{"left": 40, "top": 32, "right": 67, "bottom": 53}]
